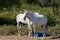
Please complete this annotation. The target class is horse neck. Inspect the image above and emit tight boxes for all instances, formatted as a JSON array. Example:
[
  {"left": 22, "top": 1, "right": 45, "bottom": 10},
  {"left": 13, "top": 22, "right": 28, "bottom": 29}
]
[{"left": 29, "top": 13, "right": 36, "bottom": 21}]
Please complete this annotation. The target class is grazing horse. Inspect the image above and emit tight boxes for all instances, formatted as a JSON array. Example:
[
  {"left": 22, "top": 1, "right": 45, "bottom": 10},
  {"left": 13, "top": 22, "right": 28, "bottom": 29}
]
[
  {"left": 24, "top": 11, "right": 48, "bottom": 37},
  {"left": 16, "top": 10, "right": 40, "bottom": 36}
]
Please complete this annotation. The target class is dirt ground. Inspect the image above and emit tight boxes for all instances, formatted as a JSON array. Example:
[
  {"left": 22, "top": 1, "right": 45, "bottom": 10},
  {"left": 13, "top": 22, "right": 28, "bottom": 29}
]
[{"left": 0, "top": 35, "right": 60, "bottom": 40}]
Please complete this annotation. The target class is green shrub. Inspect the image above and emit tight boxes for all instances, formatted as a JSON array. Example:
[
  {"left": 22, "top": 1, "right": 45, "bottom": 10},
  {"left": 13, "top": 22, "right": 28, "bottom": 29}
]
[
  {"left": 46, "top": 13, "right": 56, "bottom": 26},
  {"left": 0, "top": 12, "right": 16, "bottom": 25},
  {"left": 0, "top": 25, "right": 17, "bottom": 35}
]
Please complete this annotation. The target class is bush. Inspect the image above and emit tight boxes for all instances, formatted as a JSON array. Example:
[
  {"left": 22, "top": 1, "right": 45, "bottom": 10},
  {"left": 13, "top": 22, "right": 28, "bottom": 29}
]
[
  {"left": 46, "top": 13, "right": 56, "bottom": 26},
  {"left": 0, "top": 25, "right": 17, "bottom": 35},
  {"left": 0, "top": 12, "right": 16, "bottom": 25}
]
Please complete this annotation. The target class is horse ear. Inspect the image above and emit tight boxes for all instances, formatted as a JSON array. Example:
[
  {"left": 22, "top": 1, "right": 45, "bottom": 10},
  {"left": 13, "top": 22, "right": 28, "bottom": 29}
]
[
  {"left": 24, "top": 8, "right": 29, "bottom": 12},
  {"left": 24, "top": 9, "right": 29, "bottom": 14},
  {"left": 38, "top": 10, "right": 41, "bottom": 14}
]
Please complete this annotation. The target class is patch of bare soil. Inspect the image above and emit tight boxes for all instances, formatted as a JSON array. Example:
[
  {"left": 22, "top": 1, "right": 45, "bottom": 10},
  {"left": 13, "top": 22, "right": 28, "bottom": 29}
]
[{"left": 0, "top": 35, "right": 60, "bottom": 40}]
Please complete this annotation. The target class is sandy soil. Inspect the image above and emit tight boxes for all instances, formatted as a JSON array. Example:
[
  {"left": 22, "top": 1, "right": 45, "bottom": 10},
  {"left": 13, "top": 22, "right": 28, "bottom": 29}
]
[{"left": 0, "top": 36, "right": 60, "bottom": 40}]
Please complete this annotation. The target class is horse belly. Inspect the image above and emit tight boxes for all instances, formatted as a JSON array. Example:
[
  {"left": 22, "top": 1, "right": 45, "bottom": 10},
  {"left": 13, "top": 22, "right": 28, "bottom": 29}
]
[
  {"left": 33, "top": 20, "right": 43, "bottom": 26},
  {"left": 37, "top": 21, "right": 43, "bottom": 26}
]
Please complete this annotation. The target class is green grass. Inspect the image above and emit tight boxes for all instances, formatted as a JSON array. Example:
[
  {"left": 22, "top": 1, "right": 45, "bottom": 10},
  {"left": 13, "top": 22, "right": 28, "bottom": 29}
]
[
  {"left": 0, "top": 24, "right": 60, "bottom": 36},
  {"left": 0, "top": 25, "right": 28, "bottom": 36},
  {"left": 48, "top": 24, "right": 60, "bottom": 36},
  {"left": 0, "top": 25, "right": 17, "bottom": 35}
]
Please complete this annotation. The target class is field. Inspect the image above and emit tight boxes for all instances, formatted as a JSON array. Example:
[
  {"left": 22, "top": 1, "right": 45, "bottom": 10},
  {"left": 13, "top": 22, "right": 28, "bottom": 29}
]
[
  {"left": 0, "top": 7, "right": 60, "bottom": 40},
  {"left": 0, "top": 24, "right": 60, "bottom": 40},
  {"left": 0, "top": 0, "right": 60, "bottom": 40}
]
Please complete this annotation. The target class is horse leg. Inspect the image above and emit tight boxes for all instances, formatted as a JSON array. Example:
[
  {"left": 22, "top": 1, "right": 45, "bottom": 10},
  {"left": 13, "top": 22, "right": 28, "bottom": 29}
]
[
  {"left": 33, "top": 25, "right": 36, "bottom": 37},
  {"left": 45, "top": 25, "right": 48, "bottom": 33},
  {"left": 41, "top": 25, "right": 43, "bottom": 31},
  {"left": 17, "top": 22, "right": 20, "bottom": 36},
  {"left": 19, "top": 22, "right": 22, "bottom": 36},
  {"left": 17, "top": 22, "right": 22, "bottom": 36},
  {"left": 42, "top": 24, "right": 46, "bottom": 40},
  {"left": 28, "top": 24, "right": 32, "bottom": 37}
]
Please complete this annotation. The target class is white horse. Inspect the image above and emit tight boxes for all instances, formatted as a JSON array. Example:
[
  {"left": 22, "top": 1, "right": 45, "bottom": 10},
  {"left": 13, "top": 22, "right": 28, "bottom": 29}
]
[
  {"left": 16, "top": 10, "right": 29, "bottom": 36},
  {"left": 16, "top": 10, "right": 40, "bottom": 36},
  {"left": 24, "top": 11, "right": 48, "bottom": 37}
]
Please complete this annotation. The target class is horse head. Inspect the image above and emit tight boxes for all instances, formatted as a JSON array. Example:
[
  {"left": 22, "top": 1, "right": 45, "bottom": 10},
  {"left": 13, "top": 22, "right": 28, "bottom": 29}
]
[
  {"left": 24, "top": 11, "right": 33, "bottom": 20},
  {"left": 24, "top": 9, "right": 30, "bottom": 20}
]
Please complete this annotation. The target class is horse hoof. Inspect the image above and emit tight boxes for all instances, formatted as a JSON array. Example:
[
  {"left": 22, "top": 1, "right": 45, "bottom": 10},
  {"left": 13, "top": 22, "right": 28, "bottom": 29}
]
[
  {"left": 18, "top": 35, "right": 22, "bottom": 37},
  {"left": 33, "top": 37, "right": 36, "bottom": 39},
  {"left": 41, "top": 37, "right": 46, "bottom": 40},
  {"left": 31, "top": 37, "right": 33, "bottom": 38}
]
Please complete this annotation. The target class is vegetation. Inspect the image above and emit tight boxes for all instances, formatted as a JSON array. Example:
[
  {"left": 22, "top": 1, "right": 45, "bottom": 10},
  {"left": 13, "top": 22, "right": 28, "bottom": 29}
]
[
  {"left": 0, "top": 25, "right": 17, "bottom": 35},
  {"left": 0, "top": 0, "right": 60, "bottom": 36}
]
